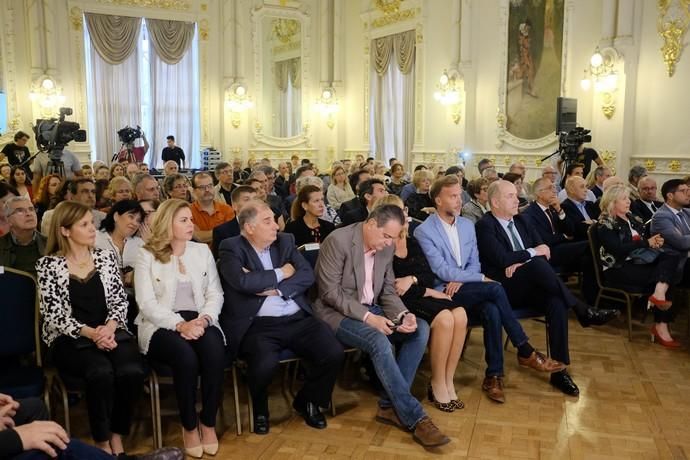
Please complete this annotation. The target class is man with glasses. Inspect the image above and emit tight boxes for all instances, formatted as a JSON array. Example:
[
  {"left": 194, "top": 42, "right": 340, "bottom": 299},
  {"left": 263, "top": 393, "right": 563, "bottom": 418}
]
[
  {"left": 213, "top": 162, "right": 236, "bottom": 205},
  {"left": 651, "top": 179, "right": 690, "bottom": 285},
  {"left": 132, "top": 173, "right": 161, "bottom": 201},
  {"left": 190, "top": 172, "right": 235, "bottom": 244},
  {"left": 631, "top": 176, "right": 663, "bottom": 222},
  {"left": 541, "top": 165, "right": 561, "bottom": 192},
  {"left": 40, "top": 179, "right": 105, "bottom": 235},
  {"left": 0, "top": 196, "right": 46, "bottom": 275}
]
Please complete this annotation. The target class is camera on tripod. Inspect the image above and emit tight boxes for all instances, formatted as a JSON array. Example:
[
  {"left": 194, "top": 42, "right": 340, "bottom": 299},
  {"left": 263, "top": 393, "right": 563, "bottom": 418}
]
[
  {"left": 117, "top": 125, "right": 143, "bottom": 145},
  {"left": 33, "top": 107, "right": 87, "bottom": 161},
  {"left": 557, "top": 127, "right": 592, "bottom": 162}
]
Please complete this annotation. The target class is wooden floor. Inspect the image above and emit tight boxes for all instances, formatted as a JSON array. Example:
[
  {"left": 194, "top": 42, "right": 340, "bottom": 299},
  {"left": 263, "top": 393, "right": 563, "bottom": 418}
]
[{"left": 63, "top": 310, "right": 690, "bottom": 459}]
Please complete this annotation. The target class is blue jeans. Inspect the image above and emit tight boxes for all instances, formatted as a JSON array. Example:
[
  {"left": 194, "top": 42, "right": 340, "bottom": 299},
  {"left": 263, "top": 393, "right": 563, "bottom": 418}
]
[
  {"left": 450, "top": 282, "right": 529, "bottom": 377},
  {"left": 335, "top": 306, "right": 429, "bottom": 429},
  {"left": 12, "top": 439, "right": 114, "bottom": 460}
]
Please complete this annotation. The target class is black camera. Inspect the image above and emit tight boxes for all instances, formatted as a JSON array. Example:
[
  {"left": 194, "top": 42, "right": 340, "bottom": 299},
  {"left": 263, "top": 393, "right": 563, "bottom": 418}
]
[
  {"left": 556, "top": 127, "right": 592, "bottom": 162},
  {"left": 117, "top": 125, "right": 143, "bottom": 145},
  {"left": 33, "top": 107, "right": 87, "bottom": 160}
]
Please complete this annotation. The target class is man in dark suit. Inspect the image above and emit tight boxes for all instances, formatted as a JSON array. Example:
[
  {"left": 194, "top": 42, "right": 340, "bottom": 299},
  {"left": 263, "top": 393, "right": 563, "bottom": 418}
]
[
  {"left": 651, "top": 179, "right": 690, "bottom": 284},
  {"left": 211, "top": 185, "right": 256, "bottom": 258},
  {"left": 631, "top": 176, "right": 663, "bottom": 223},
  {"left": 339, "top": 179, "right": 388, "bottom": 226},
  {"left": 476, "top": 180, "right": 618, "bottom": 396},
  {"left": 218, "top": 200, "right": 344, "bottom": 434},
  {"left": 589, "top": 165, "right": 611, "bottom": 199},
  {"left": 560, "top": 176, "right": 601, "bottom": 241}
]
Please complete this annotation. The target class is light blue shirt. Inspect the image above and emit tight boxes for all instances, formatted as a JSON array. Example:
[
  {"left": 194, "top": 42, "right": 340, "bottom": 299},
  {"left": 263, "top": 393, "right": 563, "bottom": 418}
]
[
  {"left": 568, "top": 198, "right": 592, "bottom": 220},
  {"left": 254, "top": 247, "right": 301, "bottom": 317},
  {"left": 494, "top": 216, "right": 537, "bottom": 258}
]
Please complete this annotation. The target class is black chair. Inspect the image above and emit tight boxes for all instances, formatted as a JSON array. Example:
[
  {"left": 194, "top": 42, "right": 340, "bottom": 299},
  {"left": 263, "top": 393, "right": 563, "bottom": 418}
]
[
  {"left": 0, "top": 268, "right": 46, "bottom": 405},
  {"left": 297, "top": 244, "right": 320, "bottom": 269},
  {"left": 587, "top": 224, "right": 647, "bottom": 341}
]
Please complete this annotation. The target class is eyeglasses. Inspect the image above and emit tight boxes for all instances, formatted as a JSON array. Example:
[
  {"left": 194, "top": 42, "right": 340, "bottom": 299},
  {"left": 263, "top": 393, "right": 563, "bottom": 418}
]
[
  {"left": 195, "top": 184, "right": 214, "bottom": 191},
  {"left": 9, "top": 206, "right": 36, "bottom": 216}
]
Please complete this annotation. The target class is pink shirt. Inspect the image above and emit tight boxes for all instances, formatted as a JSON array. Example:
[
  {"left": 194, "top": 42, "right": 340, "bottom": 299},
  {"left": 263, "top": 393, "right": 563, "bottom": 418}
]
[{"left": 360, "top": 249, "right": 376, "bottom": 306}]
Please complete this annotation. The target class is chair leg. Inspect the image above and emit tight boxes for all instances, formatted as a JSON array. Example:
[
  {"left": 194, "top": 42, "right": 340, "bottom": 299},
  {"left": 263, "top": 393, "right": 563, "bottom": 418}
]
[
  {"left": 232, "top": 366, "right": 242, "bottom": 436},
  {"left": 626, "top": 295, "right": 633, "bottom": 341},
  {"left": 148, "top": 378, "right": 158, "bottom": 449},
  {"left": 594, "top": 291, "right": 602, "bottom": 309},
  {"left": 460, "top": 327, "right": 472, "bottom": 360},
  {"left": 152, "top": 374, "right": 163, "bottom": 449},
  {"left": 247, "top": 379, "right": 254, "bottom": 433},
  {"left": 545, "top": 322, "right": 550, "bottom": 358}
]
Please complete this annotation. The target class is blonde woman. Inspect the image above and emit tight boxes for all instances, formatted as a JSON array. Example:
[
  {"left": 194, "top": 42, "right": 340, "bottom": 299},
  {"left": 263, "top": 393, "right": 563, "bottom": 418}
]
[
  {"left": 596, "top": 184, "right": 683, "bottom": 348},
  {"left": 405, "top": 169, "right": 435, "bottom": 221},
  {"left": 36, "top": 201, "right": 144, "bottom": 455},
  {"left": 326, "top": 165, "right": 355, "bottom": 211},
  {"left": 381, "top": 195, "right": 468, "bottom": 412},
  {"left": 134, "top": 199, "right": 225, "bottom": 458}
]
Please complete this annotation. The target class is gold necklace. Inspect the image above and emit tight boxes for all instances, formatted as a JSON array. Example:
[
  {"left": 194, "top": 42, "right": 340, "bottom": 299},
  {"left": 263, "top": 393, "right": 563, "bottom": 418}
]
[{"left": 67, "top": 254, "right": 91, "bottom": 269}]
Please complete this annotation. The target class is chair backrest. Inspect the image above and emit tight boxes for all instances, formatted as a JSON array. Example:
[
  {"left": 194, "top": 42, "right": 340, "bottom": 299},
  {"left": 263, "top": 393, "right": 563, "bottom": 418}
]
[
  {"left": 586, "top": 223, "right": 605, "bottom": 289},
  {"left": 297, "top": 244, "right": 320, "bottom": 269},
  {"left": 0, "top": 267, "right": 41, "bottom": 365}
]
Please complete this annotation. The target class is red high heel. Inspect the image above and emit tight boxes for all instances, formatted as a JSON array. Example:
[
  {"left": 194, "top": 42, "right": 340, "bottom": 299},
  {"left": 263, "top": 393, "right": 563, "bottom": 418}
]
[
  {"left": 648, "top": 296, "right": 672, "bottom": 311},
  {"left": 650, "top": 325, "right": 681, "bottom": 349}
]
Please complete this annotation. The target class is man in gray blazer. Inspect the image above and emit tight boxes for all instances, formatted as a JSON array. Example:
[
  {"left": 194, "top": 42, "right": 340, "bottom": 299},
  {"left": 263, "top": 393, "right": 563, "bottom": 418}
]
[
  {"left": 313, "top": 205, "right": 450, "bottom": 448},
  {"left": 651, "top": 179, "right": 690, "bottom": 281}
]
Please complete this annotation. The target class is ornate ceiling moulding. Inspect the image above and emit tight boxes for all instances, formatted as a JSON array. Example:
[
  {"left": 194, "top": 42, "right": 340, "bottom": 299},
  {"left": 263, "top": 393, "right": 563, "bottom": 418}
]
[
  {"left": 370, "top": 0, "right": 418, "bottom": 29},
  {"left": 657, "top": 0, "right": 690, "bottom": 77},
  {"left": 70, "top": 6, "right": 83, "bottom": 30},
  {"left": 96, "top": 0, "right": 191, "bottom": 11},
  {"left": 375, "top": 0, "right": 403, "bottom": 15}
]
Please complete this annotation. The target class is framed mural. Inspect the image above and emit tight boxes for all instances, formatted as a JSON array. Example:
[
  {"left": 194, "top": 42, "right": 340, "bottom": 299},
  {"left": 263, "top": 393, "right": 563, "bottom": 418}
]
[{"left": 497, "top": 0, "right": 571, "bottom": 149}]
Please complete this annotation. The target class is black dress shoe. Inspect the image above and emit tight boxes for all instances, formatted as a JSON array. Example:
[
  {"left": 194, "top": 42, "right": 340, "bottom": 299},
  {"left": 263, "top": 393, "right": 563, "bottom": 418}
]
[
  {"left": 254, "top": 414, "right": 270, "bottom": 435},
  {"left": 575, "top": 302, "right": 620, "bottom": 327},
  {"left": 550, "top": 371, "right": 579, "bottom": 396},
  {"left": 293, "top": 400, "right": 327, "bottom": 429}
]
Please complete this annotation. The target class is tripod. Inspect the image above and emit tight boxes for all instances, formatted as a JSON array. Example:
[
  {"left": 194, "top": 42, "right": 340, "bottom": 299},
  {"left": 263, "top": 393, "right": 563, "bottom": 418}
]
[{"left": 46, "top": 157, "right": 66, "bottom": 179}]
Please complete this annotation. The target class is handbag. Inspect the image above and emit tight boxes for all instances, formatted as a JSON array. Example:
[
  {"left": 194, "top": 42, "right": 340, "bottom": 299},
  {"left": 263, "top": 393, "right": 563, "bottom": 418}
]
[{"left": 629, "top": 247, "right": 661, "bottom": 265}]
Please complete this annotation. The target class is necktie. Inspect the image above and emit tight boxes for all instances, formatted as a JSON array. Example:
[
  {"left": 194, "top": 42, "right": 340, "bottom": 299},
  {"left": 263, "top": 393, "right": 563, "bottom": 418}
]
[
  {"left": 544, "top": 209, "right": 555, "bottom": 233},
  {"left": 507, "top": 221, "right": 524, "bottom": 251},
  {"left": 651, "top": 202, "right": 658, "bottom": 212}
]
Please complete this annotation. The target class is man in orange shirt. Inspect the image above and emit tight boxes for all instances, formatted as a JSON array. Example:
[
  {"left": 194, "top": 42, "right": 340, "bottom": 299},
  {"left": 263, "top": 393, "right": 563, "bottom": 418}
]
[{"left": 190, "top": 172, "right": 235, "bottom": 244}]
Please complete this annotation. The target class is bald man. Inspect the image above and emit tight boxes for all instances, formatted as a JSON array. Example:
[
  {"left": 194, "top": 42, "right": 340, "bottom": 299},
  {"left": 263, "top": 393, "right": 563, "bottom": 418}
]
[
  {"left": 560, "top": 176, "right": 601, "bottom": 241},
  {"left": 631, "top": 176, "right": 663, "bottom": 222}
]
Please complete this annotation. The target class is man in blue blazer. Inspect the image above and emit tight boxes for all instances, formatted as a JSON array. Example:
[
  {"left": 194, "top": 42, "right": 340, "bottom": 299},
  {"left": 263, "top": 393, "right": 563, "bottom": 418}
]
[
  {"left": 218, "top": 200, "right": 344, "bottom": 434},
  {"left": 211, "top": 185, "right": 256, "bottom": 258},
  {"left": 475, "top": 180, "right": 619, "bottom": 397},
  {"left": 651, "top": 179, "right": 690, "bottom": 281},
  {"left": 415, "top": 176, "right": 566, "bottom": 404}
]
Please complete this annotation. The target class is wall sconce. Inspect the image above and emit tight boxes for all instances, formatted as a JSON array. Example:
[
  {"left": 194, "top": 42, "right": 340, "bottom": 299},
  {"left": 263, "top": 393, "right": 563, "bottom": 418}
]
[
  {"left": 433, "top": 69, "right": 463, "bottom": 124},
  {"left": 225, "top": 82, "right": 253, "bottom": 128},
  {"left": 580, "top": 47, "right": 620, "bottom": 119},
  {"left": 314, "top": 87, "right": 339, "bottom": 129},
  {"left": 29, "top": 75, "right": 66, "bottom": 118}
]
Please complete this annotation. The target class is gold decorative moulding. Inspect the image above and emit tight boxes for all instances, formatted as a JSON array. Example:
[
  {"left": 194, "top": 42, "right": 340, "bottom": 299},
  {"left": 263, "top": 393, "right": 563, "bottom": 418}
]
[
  {"left": 645, "top": 159, "right": 657, "bottom": 171},
  {"left": 657, "top": 0, "right": 690, "bottom": 77},
  {"left": 669, "top": 159, "right": 682, "bottom": 172},
  {"left": 97, "top": 0, "right": 190, "bottom": 10},
  {"left": 375, "top": 0, "right": 403, "bottom": 15}
]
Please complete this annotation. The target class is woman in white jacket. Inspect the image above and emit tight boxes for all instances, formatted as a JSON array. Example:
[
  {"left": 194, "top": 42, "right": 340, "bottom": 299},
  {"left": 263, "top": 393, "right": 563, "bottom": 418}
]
[{"left": 134, "top": 199, "right": 225, "bottom": 458}]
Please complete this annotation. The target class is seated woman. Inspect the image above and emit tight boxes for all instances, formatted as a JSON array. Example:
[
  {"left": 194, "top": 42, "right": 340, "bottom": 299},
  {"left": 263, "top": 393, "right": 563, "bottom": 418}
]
[
  {"left": 461, "top": 178, "right": 490, "bottom": 224},
  {"left": 36, "top": 201, "right": 144, "bottom": 455},
  {"left": 95, "top": 200, "right": 145, "bottom": 288},
  {"left": 387, "top": 163, "right": 409, "bottom": 196},
  {"left": 384, "top": 195, "right": 468, "bottom": 412},
  {"left": 109, "top": 163, "right": 125, "bottom": 180},
  {"left": 33, "top": 173, "right": 62, "bottom": 226},
  {"left": 134, "top": 199, "right": 225, "bottom": 458},
  {"left": 137, "top": 199, "right": 160, "bottom": 242},
  {"left": 163, "top": 174, "right": 192, "bottom": 202},
  {"left": 597, "top": 184, "right": 683, "bottom": 348},
  {"left": 285, "top": 185, "right": 335, "bottom": 247},
  {"left": 9, "top": 166, "right": 32, "bottom": 201},
  {"left": 326, "top": 165, "right": 355, "bottom": 211},
  {"left": 502, "top": 173, "right": 529, "bottom": 210},
  {"left": 405, "top": 169, "right": 435, "bottom": 221}
]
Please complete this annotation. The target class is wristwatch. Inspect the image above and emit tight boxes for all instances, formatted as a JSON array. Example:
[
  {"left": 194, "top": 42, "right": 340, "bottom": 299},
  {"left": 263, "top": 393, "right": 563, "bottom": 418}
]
[{"left": 411, "top": 275, "right": 418, "bottom": 285}]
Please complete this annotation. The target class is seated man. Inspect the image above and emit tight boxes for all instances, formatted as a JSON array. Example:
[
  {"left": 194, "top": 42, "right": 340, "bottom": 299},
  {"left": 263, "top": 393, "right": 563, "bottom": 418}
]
[
  {"left": 314, "top": 205, "right": 449, "bottom": 447},
  {"left": 0, "top": 196, "right": 46, "bottom": 275},
  {"left": 415, "top": 176, "right": 566, "bottom": 403},
  {"left": 560, "top": 176, "right": 601, "bottom": 241},
  {"left": 651, "top": 179, "right": 690, "bottom": 284},
  {"left": 475, "top": 180, "right": 619, "bottom": 396},
  {"left": 338, "top": 169, "right": 372, "bottom": 218},
  {"left": 631, "top": 176, "right": 663, "bottom": 222},
  {"left": 40, "top": 179, "right": 106, "bottom": 236},
  {"left": 218, "top": 200, "right": 344, "bottom": 435},
  {"left": 190, "top": 172, "right": 235, "bottom": 244},
  {"left": 589, "top": 165, "right": 612, "bottom": 199},
  {"left": 211, "top": 185, "right": 256, "bottom": 258},
  {"left": 557, "top": 163, "right": 596, "bottom": 203},
  {"left": 132, "top": 173, "right": 161, "bottom": 201},
  {"left": 340, "top": 179, "right": 388, "bottom": 226}
]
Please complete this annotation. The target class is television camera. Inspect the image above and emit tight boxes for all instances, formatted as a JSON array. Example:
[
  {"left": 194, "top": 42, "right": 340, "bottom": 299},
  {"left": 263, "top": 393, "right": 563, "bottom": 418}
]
[{"left": 33, "top": 107, "right": 87, "bottom": 177}]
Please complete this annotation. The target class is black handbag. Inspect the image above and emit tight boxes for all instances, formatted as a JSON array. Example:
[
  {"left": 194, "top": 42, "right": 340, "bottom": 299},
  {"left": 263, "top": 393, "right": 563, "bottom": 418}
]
[
  {"left": 629, "top": 247, "right": 661, "bottom": 265},
  {"left": 73, "top": 329, "right": 133, "bottom": 350}
]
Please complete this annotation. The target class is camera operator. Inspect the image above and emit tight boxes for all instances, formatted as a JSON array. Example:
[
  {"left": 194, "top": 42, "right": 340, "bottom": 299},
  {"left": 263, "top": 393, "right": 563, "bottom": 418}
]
[
  {"left": 557, "top": 143, "right": 604, "bottom": 180},
  {"left": 161, "top": 135, "right": 185, "bottom": 169},
  {"left": 31, "top": 147, "right": 83, "bottom": 196},
  {"left": 116, "top": 126, "right": 149, "bottom": 163},
  {"left": 1, "top": 131, "right": 33, "bottom": 181}
]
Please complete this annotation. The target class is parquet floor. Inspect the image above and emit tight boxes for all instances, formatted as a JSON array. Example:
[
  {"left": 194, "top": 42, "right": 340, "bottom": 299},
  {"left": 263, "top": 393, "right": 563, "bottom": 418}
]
[{"left": 64, "top": 310, "right": 690, "bottom": 459}]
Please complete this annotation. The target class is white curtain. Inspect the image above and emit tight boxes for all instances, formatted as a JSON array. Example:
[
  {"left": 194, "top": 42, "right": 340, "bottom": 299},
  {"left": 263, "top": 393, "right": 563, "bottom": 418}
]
[
  {"left": 369, "top": 31, "right": 415, "bottom": 165},
  {"left": 149, "top": 26, "right": 199, "bottom": 169},
  {"left": 85, "top": 25, "right": 142, "bottom": 163}
]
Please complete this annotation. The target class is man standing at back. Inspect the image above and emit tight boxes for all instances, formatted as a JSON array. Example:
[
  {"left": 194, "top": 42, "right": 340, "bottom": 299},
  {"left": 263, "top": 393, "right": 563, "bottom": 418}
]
[
  {"left": 314, "top": 205, "right": 450, "bottom": 447},
  {"left": 161, "top": 135, "right": 185, "bottom": 169}
]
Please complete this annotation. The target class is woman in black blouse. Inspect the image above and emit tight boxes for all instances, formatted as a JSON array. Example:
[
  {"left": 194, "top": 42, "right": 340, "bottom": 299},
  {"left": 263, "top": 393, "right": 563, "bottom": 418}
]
[
  {"left": 596, "top": 184, "right": 683, "bottom": 348},
  {"left": 384, "top": 196, "right": 467, "bottom": 412},
  {"left": 285, "top": 185, "right": 335, "bottom": 246}
]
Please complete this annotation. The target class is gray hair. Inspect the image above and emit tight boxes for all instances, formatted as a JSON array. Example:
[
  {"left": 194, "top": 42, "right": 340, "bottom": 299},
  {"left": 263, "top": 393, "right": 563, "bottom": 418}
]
[
  {"left": 482, "top": 167, "right": 498, "bottom": 179},
  {"left": 3, "top": 195, "right": 31, "bottom": 217},
  {"left": 628, "top": 165, "right": 648, "bottom": 182},
  {"left": 131, "top": 173, "right": 155, "bottom": 192},
  {"left": 256, "top": 165, "right": 276, "bottom": 176},
  {"left": 365, "top": 204, "right": 405, "bottom": 227},
  {"left": 295, "top": 175, "right": 324, "bottom": 192},
  {"left": 238, "top": 199, "right": 272, "bottom": 234}
]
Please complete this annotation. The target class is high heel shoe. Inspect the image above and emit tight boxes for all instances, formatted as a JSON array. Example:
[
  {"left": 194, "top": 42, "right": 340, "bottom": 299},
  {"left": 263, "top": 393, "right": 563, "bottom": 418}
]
[
  {"left": 650, "top": 325, "right": 681, "bottom": 349},
  {"left": 450, "top": 399, "right": 465, "bottom": 410},
  {"left": 648, "top": 296, "right": 672, "bottom": 310},
  {"left": 182, "top": 428, "right": 203, "bottom": 459},
  {"left": 427, "top": 383, "right": 455, "bottom": 413}
]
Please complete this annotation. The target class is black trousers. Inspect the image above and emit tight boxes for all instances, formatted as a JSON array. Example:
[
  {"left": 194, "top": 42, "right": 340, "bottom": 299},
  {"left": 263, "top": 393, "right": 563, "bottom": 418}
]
[
  {"left": 550, "top": 240, "right": 598, "bottom": 304},
  {"left": 147, "top": 311, "right": 226, "bottom": 431},
  {"left": 52, "top": 335, "right": 144, "bottom": 442},
  {"left": 604, "top": 253, "right": 682, "bottom": 323},
  {"left": 239, "top": 311, "right": 344, "bottom": 416},
  {"left": 499, "top": 257, "right": 573, "bottom": 366}
]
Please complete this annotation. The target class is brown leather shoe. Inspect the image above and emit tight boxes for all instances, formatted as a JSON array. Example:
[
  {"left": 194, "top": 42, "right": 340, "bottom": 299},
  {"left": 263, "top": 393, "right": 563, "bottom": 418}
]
[
  {"left": 375, "top": 406, "right": 405, "bottom": 430},
  {"left": 482, "top": 376, "right": 505, "bottom": 403},
  {"left": 518, "top": 351, "right": 566, "bottom": 373},
  {"left": 412, "top": 416, "right": 450, "bottom": 447}
]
